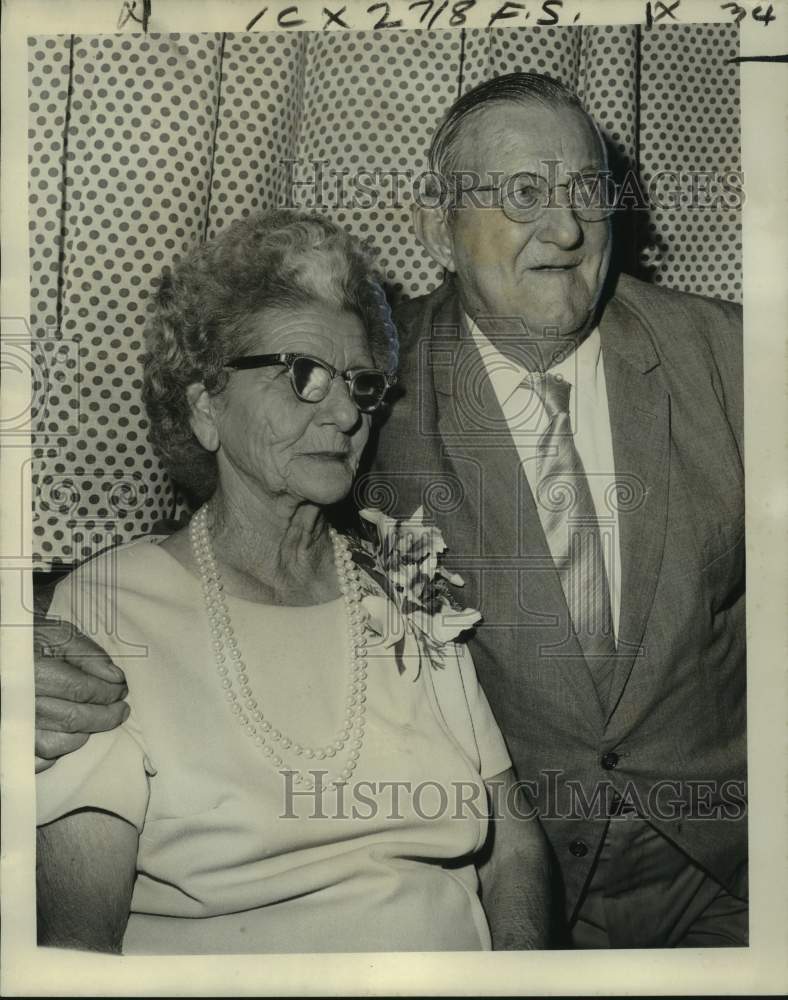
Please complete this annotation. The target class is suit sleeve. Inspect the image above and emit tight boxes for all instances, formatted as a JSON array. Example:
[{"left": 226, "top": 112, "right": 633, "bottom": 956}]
[{"left": 701, "top": 296, "right": 744, "bottom": 460}]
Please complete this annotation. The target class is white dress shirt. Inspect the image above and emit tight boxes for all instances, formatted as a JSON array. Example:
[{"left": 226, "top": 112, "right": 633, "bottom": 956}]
[{"left": 466, "top": 315, "right": 622, "bottom": 639}]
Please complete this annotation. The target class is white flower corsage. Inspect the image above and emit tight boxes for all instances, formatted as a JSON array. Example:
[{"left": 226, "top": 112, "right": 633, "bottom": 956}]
[{"left": 348, "top": 506, "right": 481, "bottom": 679}]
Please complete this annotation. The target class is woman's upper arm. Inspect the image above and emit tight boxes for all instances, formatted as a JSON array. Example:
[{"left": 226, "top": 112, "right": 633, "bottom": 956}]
[
  {"left": 37, "top": 808, "right": 138, "bottom": 953},
  {"left": 451, "top": 644, "right": 511, "bottom": 779}
]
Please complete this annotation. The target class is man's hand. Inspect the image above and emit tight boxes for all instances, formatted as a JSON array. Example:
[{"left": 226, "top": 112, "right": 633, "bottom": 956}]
[{"left": 34, "top": 615, "right": 129, "bottom": 773}]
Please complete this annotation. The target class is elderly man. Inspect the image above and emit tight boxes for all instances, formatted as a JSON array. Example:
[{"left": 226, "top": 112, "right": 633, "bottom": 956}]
[{"left": 33, "top": 73, "right": 746, "bottom": 949}]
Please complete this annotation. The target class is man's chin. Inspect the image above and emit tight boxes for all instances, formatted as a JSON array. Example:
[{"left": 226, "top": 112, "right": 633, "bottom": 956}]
[{"left": 522, "top": 309, "right": 594, "bottom": 340}]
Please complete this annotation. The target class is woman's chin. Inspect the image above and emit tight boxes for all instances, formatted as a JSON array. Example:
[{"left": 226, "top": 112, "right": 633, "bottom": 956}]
[{"left": 297, "top": 467, "right": 355, "bottom": 506}]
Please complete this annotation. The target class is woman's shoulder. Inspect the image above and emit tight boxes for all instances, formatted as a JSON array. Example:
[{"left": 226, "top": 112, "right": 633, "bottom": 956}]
[
  {"left": 66, "top": 534, "right": 177, "bottom": 579},
  {"left": 47, "top": 536, "right": 201, "bottom": 684},
  {"left": 52, "top": 535, "right": 188, "bottom": 615}
]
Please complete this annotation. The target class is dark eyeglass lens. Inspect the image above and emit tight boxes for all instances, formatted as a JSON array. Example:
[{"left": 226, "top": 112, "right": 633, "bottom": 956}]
[
  {"left": 292, "top": 358, "right": 331, "bottom": 401},
  {"left": 351, "top": 371, "right": 387, "bottom": 411}
]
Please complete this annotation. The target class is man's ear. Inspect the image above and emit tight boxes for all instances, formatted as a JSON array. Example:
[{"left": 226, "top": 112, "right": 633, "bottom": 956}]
[
  {"left": 186, "top": 383, "right": 220, "bottom": 453},
  {"left": 412, "top": 203, "right": 456, "bottom": 273}
]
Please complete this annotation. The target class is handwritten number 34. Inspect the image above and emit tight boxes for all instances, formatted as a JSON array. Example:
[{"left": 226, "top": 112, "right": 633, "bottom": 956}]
[{"left": 721, "top": 3, "right": 775, "bottom": 25}]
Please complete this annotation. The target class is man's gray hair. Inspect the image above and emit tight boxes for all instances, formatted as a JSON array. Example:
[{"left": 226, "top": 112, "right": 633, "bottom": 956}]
[{"left": 426, "top": 71, "right": 605, "bottom": 201}]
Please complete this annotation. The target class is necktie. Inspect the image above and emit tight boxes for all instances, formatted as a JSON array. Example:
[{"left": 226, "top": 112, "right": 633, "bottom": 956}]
[{"left": 526, "top": 372, "right": 616, "bottom": 708}]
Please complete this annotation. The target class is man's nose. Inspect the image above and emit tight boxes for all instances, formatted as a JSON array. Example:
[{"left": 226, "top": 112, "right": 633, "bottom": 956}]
[{"left": 535, "top": 188, "right": 584, "bottom": 248}]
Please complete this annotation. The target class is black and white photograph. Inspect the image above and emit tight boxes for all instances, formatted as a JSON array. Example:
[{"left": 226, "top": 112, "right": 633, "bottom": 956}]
[{"left": 1, "top": 0, "right": 786, "bottom": 995}]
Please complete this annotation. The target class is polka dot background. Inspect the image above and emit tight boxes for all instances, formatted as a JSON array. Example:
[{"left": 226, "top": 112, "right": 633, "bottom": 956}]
[
  {"left": 578, "top": 26, "right": 639, "bottom": 168},
  {"left": 461, "top": 27, "right": 582, "bottom": 119},
  {"left": 206, "top": 32, "right": 307, "bottom": 235},
  {"left": 639, "top": 23, "right": 741, "bottom": 300},
  {"left": 27, "top": 27, "right": 741, "bottom": 567},
  {"left": 28, "top": 33, "right": 223, "bottom": 567},
  {"left": 28, "top": 35, "right": 71, "bottom": 337},
  {"left": 28, "top": 34, "right": 74, "bottom": 568},
  {"left": 296, "top": 30, "right": 463, "bottom": 297}
]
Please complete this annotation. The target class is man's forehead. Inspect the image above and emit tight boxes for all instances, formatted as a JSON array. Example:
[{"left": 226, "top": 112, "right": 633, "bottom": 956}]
[{"left": 455, "top": 100, "right": 604, "bottom": 174}]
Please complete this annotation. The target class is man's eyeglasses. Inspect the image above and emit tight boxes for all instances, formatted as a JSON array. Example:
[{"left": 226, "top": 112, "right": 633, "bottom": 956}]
[
  {"left": 224, "top": 353, "right": 397, "bottom": 413},
  {"left": 460, "top": 171, "right": 619, "bottom": 224}
]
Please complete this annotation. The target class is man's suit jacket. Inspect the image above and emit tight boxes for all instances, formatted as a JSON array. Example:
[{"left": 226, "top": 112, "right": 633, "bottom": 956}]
[{"left": 365, "top": 271, "right": 746, "bottom": 919}]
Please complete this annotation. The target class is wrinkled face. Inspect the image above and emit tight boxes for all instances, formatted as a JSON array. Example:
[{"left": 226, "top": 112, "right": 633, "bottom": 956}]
[
  {"left": 445, "top": 101, "right": 612, "bottom": 343},
  {"left": 211, "top": 303, "right": 373, "bottom": 507}
]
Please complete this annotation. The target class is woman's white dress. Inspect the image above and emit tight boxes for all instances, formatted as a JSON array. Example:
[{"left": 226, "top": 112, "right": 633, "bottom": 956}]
[{"left": 37, "top": 537, "right": 511, "bottom": 953}]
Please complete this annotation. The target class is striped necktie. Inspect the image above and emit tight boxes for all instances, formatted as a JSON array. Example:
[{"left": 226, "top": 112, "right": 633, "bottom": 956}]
[{"left": 526, "top": 372, "right": 616, "bottom": 707}]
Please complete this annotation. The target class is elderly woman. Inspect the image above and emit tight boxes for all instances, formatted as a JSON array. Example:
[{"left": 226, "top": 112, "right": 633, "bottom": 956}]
[{"left": 35, "top": 210, "right": 549, "bottom": 954}]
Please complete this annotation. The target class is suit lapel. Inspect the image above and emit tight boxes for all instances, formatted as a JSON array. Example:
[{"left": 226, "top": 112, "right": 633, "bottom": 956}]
[
  {"left": 430, "top": 293, "right": 514, "bottom": 578},
  {"left": 599, "top": 290, "right": 671, "bottom": 719},
  {"left": 428, "top": 287, "right": 605, "bottom": 727}
]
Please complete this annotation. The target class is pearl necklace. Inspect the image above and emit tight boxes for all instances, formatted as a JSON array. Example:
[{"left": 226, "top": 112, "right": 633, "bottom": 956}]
[{"left": 190, "top": 504, "right": 368, "bottom": 789}]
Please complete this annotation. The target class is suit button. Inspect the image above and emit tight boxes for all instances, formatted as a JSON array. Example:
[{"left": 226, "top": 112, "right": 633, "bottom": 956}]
[
  {"left": 569, "top": 839, "right": 588, "bottom": 858},
  {"left": 601, "top": 751, "right": 620, "bottom": 770}
]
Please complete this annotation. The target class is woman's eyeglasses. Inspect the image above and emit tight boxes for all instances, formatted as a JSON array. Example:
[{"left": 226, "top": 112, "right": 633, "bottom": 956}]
[{"left": 225, "top": 353, "right": 397, "bottom": 413}]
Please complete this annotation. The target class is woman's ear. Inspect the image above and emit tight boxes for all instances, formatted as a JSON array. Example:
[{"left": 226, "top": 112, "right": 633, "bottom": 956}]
[
  {"left": 186, "top": 383, "right": 220, "bottom": 453},
  {"left": 411, "top": 203, "right": 457, "bottom": 273}
]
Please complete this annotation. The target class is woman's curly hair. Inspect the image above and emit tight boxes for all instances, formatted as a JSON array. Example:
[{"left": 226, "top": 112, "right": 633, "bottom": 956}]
[{"left": 142, "top": 209, "right": 397, "bottom": 504}]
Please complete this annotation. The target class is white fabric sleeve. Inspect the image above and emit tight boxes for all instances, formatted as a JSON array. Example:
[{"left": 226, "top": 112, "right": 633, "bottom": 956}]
[
  {"left": 454, "top": 643, "right": 512, "bottom": 779},
  {"left": 430, "top": 641, "right": 512, "bottom": 780},
  {"left": 36, "top": 575, "right": 155, "bottom": 831},
  {"left": 36, "top": 711, "right": 155, "bottom": 831}
]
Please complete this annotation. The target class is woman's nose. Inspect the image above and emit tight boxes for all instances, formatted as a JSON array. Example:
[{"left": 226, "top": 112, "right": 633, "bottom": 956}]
[{"left": 320, "top": 376, "right": 361, "bottom": 432}]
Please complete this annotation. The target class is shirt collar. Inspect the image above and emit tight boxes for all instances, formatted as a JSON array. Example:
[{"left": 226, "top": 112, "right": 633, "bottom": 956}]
[{"left": 464, "top": 312, "right": 602, "bottom": 406}]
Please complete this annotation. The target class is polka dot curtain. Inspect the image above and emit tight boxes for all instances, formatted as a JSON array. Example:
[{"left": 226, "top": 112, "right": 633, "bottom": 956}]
[
  {"left": 639, "top": 24, "right": 742, "bottom": 300},
  {"left": 293, "top": 31, "right": 463, "bottom": 297},
  {"left": 29, "top": 33, "right": 223, "bottom": 567},
  {"left": 205, "top": 32, "right": 307, "bottom": 229},
  {"left": 27, "top": 26, "right": 741, "bottom": 568}
]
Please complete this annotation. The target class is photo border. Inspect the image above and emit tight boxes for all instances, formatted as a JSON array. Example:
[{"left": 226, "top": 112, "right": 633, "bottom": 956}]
[{"left": 2, "top": 1, "right": 786, "bottom": 995}]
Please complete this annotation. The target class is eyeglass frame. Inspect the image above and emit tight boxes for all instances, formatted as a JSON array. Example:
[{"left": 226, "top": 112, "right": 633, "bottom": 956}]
[
  {"left": 224, "top": 352, "right": 398, "bottom": 413},
  {"left": 454, "top": 170, "right": 620, "bottom": 224}
]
